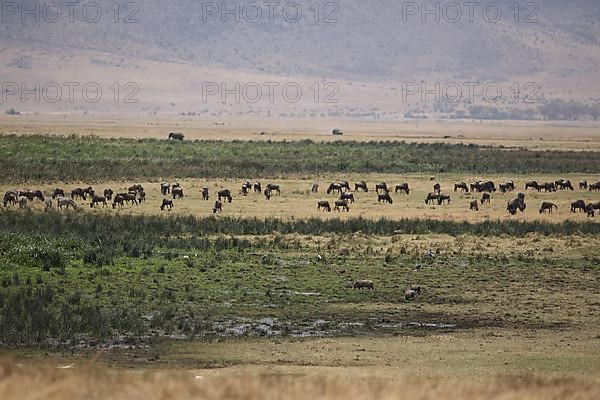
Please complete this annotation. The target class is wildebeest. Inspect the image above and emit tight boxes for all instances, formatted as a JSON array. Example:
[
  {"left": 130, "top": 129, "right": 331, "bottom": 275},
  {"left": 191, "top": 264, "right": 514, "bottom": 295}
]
[
  {"left": 103, "top": 188, "right": 113, "bottom": 200},
  {"left": 20, "top": 190, "right": 44, "bottom": 201},
  {"left": 378, "top": 192, "right": 393, "bottom": 204},
  {"left": 353, "top": 280, "right": 374, "bottom": 290},
  {"left": 437, "top": 194, "right": 451, "bottom": 205},
  {"left": 136, "top": 191, "right": 146, "bottom": 203},
  {"left": 311, "top": 183, "right": 319, "bottom": 193},
  {"left": 499, "top": 181, "right": 515, "bottom": 193},
  {"left": 454, "top": 182, "right": 468, "bottom": 192},
  {"left": 525, "top": 181, "right": 539, "bottom": 191},
  {"left": 507, "top": 198, "right": 526, "bottom": 215},
  {"left": 3, "top": 191, "right": 17, "bottom": 207},
  {"left": 264, "top": 188, "right": 272, "bottom": 200},
  {"left": 172, "top": 187, "right": 184, "bottom": 199},
  {"left": 556, "top": 179, "right": 573, "bottom": 191},
  {"left": 334, "top": 199, "right": 350, "bottom": 212},
  {"left": 570, "top": 200, "right": 587, "bottom": 213},
  {"left": 586, "top": 204, "right": 595, "bottom": 217},
  {"left": 340, "top": 192, "right": 354, "bottom": 203},
  {"left": 112, "top": 195, "right": 125, "bottom": 209},
  {"left": 218, "top": 189, "right": 232, "bottom": 203},
  {"left": 82, "top": 186, "right": 95, "bottom": 198},
  {"left": 89, "top": 195, "right": 107, "bottom": 208},
  {"left": 266, "top": 183, "right": 281, "bottom": 195},
  {"left": 71, "top": 188, "right": 87, "bottom": 200},
  {"left": 327, "top": 183, "right": 343, "bottom": 195},
  {"left": 589, "top": 182, "right": 600, "bottom": 192},
  {"left": 168, "top": 131, "right": 184, "bottom": 140},
  {"left": 579, "top": 180, "right": 588, "bottom": 190},
  {"left": 317, "top": 200, "right": 331, "bottom": 212},
  {"left": 241, "top": 183, "right": 249, "bottom": 196},
  {"left": 404, "top": 285, "right": 422, "bottom": 301},
  {"left": 128, "top": 184, "right": 144, "bottom": 194},
  {"left": 160, "top": 182, "right": 170, "bottom": 195},
  {"left": 117, "top": 193, "right": 138, "bottom": 205},
  {"left": 57, "top": 197, "right": 77, "bottom": 210},
  {"left": 355, "top": 181, "right": 368, "bottom": 192},
  {"left": 18, "top": 196, "right": 27, "bottom": 208},
  {"left": 425, "top": 192, "right": 439, "bottom": 205},
  {"left": 469, "top": 200, "right": 479, "bottom": 211},
  {"left": 160, "top": 199, "right": 173, "bottom": 210},
  {"left": 201, "top": 186, "right": 209, "bottom": 200},
  {"left": 375, "top": 182, "right": 388, "bottom": 193},
  {"left": 540, "top": 182, "right": 556, "bottom": 192},
  {"left": 253, "top": 182, "right": 262, "bottom": 193},
  {"left": 395, "top": 183, "right": 409, "bottom": 195},
  {"left": 433, "top": 183, "right": 441, "bottom": 194},
  {"left": 52, "top": 188, "right": 65, "bottom": 199},
  {"left": 539, "top": 202, "right": 558, "bottom": 214},
  {"left": 213, "top": 200, "right": 222, "bottom": 213},
  {"left": 480, "top": 193, "right": 491, "bottom": 204}
]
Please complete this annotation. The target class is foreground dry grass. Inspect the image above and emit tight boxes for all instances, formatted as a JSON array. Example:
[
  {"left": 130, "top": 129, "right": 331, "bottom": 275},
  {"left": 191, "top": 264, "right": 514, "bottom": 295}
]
[
  {"left": 7, "top": 173, "right": 600, "bottom": 222},
  {"left": 1, "top": 356, "right": 598, "bottom": 400}
]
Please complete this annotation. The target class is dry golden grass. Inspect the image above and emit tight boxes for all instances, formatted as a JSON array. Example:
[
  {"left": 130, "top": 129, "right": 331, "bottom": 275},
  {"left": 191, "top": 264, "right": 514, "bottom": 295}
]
[
  {"left": 1, "top": 355, "right": 599, "bottom": 400},
  {"left": 2, "top": 114, "right": 600, "bottom": 151},
  {"left": 6, "top": 173, "right": 600, "bottom": 223}
]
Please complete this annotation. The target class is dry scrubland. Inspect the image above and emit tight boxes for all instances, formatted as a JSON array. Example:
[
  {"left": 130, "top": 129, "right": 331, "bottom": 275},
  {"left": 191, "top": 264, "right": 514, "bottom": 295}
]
[
  {"left": 1, "top": 122, "right": 600, "bottom": 399},
  {"left": 2, "top": 114, "right": 600, "bottom": 151}
]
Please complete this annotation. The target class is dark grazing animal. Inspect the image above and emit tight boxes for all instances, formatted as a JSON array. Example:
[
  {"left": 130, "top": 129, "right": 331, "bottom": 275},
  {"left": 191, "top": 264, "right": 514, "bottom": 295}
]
[
  {"left": 103, "top": 188, "right": 113, "bottom": 200},
  {"left": 311, "top": 183, "right": 319, "bottom": 193},
  {"left": 589, "top": 182, "right": 600, "bottom": 192},
  {"left": 525, "top": 181, "right": 539, "bottom": 191},
  {"left": 437, "top": 194, "right": 451, "bottom": 205},
  {"left": 89, "top": 195, "right": 107, "bottom": 208},
  {"left": 395, "top": 183, "right": 409, "bottom": 195},
  {"left": 3, "top": 191, "right": 17, "bottom": 207},
  {"left": 253, "top": 182, "right": 262, "bottom": 192},
  {"left": 353, "top": 280, "right": 374, "bottom": 290},
  {"left": 586, "top": 204, "right": 596, "bottom": 217},
  {"left": 340, "top": 192, "right": 355, "bottom": 203},
  {"left": 377, "top": 192, "right": 393, "bottom": 204},
  {"left": 266, "top": 183, "right": 281, "bottom": 195},
  {"left": 334, "top": 199, "right": 350, "bottom": 212},
  {"left": 201, "top": 187, "right": 209, "bottom": 200},
  {"left": 507, "top": 198, "right": 526, "bottom": 215},
  {"left": 433, "top": 183, "right": 441, "bottom": 194},
  {"left": 557, "top": 180, "right": 574, "bottom": 191},
  {"left": 425, "top": 192, "right": 439, "bottom": 205},
  {"left": 160, "top": 182, "right": 170, "bottom": 195},
  {"left": 57, "top": 197, "right": 77, "bottom": 210},
  {"left": 327, "top": 183, "right": 343, "bottom": 195},
  {"left": 213, "top": 200, "right": 222, "bottom": 213},
  {"left": 172, "top": 187, "right": 184, "bottom": 199},
  {"left": 112, "top": 195, "right": 125, "bottom": 209},
  {"left": 469, "top": 200, "right": 479, "bottom": 211},
  {"left": 52, "top": 188, "right": 65, "bottom": 199},
  {"left": 168, "top": 131, "right": 184, "bottom": 140},
  {"left": 71, "top": 188, "right": 87, "bottom": 200},
  {"left": 317, "top": 201, "right": 331, "bottom": 212},
  {"left": 570, "top": 200, "right": 587, "bottom": 213},
  {"left": 218, "top": 189, "right": 232, "bottom": 203},
  {"left": 454, "top": 182, "right": 468, "bottom": 192},
  {"left": 375, "top": 182, "right": 388, "bottom": 193},
  {"left": 264, "top": 188, "right": 272, "bottom": 200},
  {"left": 579, "top": 180, "right": 588, "bottom": 190},
  {"left": 480, "top": 193, "right": 491, "bottom": 204},
  {"left": 539, "top": 202, "right": 558, "bottom": 214},
  {"left": 355, "top": 181, "right": 368, "bottom": 192},
  {"left": 160, "top": 199, "right": 174, "bottom": 210}
]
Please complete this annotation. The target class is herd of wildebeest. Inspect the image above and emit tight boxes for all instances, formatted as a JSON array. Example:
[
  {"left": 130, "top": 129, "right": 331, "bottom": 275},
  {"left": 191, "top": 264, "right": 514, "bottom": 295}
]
[{"left": 2, "top": 177, "right": 600, "bottom": 217}]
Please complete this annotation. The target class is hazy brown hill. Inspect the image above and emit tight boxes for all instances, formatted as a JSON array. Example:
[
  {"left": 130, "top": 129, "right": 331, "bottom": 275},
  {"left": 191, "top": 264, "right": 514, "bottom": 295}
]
[{"left": 1, "top": 0, "right": 599, "bottom": 115}]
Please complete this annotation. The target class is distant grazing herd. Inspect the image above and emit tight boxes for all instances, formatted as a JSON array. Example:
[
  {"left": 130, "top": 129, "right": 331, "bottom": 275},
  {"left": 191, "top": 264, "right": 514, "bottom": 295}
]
[{"left": 3, "top": 177, "right": 600, "bottom": 217}]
